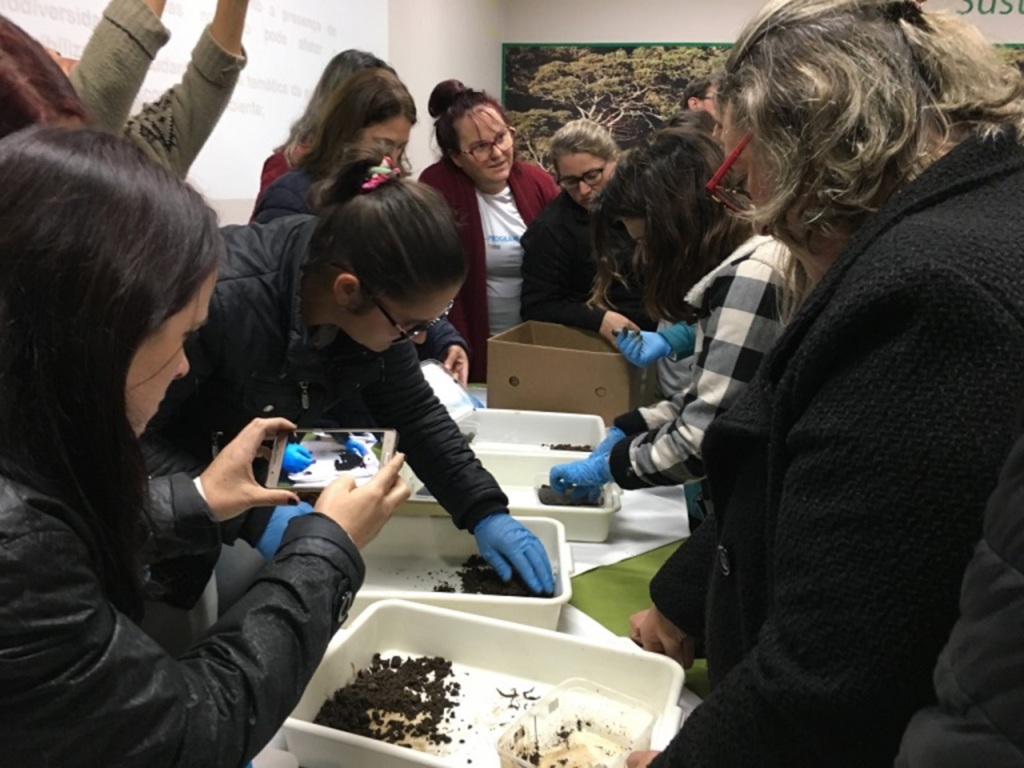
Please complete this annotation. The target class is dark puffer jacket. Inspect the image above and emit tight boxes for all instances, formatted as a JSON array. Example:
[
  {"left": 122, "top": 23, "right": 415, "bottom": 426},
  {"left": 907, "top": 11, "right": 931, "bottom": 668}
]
[
  {"left": 141, "top": 215, "right": 507, "bottom": 603},
  {"left": 648, "top": 130, "right": 1024, "bottom": 767},
  {"left": 0, "top": 474, "right": 364, "bottom": 766},
  {"left": 895, "top": 431, "right": 1024, "bottom": 768}
]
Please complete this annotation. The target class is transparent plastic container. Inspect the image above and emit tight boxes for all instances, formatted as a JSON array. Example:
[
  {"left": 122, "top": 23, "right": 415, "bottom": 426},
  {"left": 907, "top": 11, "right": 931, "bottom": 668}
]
[{"left": 496, "top": 678, "right": 656, "bottom": 768}]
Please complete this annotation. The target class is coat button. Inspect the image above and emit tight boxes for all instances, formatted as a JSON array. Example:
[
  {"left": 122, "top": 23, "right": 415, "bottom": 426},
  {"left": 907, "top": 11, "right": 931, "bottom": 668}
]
[
  {"left": 262, "top": 404, "right": 275, "bottom": 413},
  {"left": 717, "top": 545, "right": 731, "bottom": 576}
]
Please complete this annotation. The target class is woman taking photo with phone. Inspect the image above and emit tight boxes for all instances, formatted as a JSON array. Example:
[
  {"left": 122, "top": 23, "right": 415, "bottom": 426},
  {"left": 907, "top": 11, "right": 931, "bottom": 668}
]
[{"left": 0, "top": 126, "right": 409, "bottom": 765}]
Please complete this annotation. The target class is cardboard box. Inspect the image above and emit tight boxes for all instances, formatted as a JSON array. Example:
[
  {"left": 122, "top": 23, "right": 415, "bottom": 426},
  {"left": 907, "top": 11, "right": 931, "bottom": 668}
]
[{"left": 487, "top": 322, "right": 657, "bottom": 424}]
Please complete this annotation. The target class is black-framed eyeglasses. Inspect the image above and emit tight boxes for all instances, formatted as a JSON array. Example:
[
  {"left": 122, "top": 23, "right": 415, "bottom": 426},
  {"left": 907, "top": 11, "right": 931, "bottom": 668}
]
[
  {"left": 556, "top": 165, "right": 606, "bottom": 190},
  {"left": 374, "top": 297, "right": 454, "bottom": 341},
  {"left": 705, "top": 131, "right": 754, "bottom": 214},
  {"left": 463, "top": 127, "right": 516, "bottom": 162}
]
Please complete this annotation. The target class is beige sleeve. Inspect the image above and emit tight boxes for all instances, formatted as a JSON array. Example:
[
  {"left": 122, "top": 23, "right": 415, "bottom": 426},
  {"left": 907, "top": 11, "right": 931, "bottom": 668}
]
[
  {"left": 69, "top": 0, "right": 170, "bottom": 132},
  {"left": 123, "top": 26, "right": 247, "bottom": 178}
]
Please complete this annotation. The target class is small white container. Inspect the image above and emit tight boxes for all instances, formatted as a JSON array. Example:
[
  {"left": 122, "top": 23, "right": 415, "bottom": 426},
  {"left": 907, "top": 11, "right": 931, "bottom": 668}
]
[
  {"left": 397, "top": 477, "right": 621, "bottom": 543},
  {"left": 347, "top": 516, "right": 572, "bottom": 629},
  {"left": 284, "top": 600, "right": 685, "bottom": 768},
  {"left": 496, "top": 678, "right": 657, "bottom": 768}
]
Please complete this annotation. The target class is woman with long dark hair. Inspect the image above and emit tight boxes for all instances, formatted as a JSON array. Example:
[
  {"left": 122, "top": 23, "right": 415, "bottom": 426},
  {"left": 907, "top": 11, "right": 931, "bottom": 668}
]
[
  {"left": 551, "top": 126, "right": 787, "bottom": 533},
  {"left": 0, "top": 126, "right": 407, "bottom": 764}
]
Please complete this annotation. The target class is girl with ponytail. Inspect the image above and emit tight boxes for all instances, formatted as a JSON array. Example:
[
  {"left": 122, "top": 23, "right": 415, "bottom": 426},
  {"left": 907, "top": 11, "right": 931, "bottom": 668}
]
[{"left": 142, "top": 138, "right": 556, "bottom": 612}]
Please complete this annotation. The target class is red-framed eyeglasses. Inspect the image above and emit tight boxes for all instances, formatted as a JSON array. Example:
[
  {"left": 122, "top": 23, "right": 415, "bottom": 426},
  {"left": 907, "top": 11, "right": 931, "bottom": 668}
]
[{"left": 705, "top": 131, "right": 754, "bottom": 213}]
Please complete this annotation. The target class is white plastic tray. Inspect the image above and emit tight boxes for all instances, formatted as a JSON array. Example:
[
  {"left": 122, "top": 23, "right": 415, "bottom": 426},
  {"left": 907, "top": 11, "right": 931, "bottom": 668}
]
[
  {"left": 397, "top": 477, "right": 621, "bottom": 543},
  {"left": 347, "top": 517, "right": 572, "bottom": 629},
  {"left": 457, "top": 409, "right": 605, "bottom": 456},
  {"left": 284, "top": 600, "right": 685, "bottom": 768}
]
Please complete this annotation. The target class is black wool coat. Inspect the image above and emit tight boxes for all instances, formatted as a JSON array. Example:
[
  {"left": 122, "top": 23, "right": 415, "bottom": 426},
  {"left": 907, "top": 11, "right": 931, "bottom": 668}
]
[{"left": 649, "top": 130, "right": 1024, "bottom": 767}]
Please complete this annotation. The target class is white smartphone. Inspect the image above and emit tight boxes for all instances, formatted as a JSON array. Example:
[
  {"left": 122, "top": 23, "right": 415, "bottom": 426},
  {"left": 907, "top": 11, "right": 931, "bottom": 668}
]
[{"left": 266, "top": 428, "right": 398, "bottom": 490}]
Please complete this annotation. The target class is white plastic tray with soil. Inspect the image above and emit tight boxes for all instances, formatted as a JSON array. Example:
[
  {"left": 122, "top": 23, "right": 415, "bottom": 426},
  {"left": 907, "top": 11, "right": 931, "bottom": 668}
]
[
  {"left": 345, "top": 516, "right": 572, "bottom": 630},
  {"left": 284, "top": 600, "right": 685, "bottom": 768}
]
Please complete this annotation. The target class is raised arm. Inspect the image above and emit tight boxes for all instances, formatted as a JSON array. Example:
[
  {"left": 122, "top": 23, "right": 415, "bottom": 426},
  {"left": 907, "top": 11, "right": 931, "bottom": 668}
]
[
  {"left": 70, "top": 0, "right": 170, "bottom": 131},
  {"left": 124, "top": 0, "right": 249, "bottom": 177}
]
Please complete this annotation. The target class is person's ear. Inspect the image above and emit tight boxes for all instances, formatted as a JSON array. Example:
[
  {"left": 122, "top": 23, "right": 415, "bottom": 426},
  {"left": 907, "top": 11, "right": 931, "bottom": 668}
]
[
  {"left": 332, "top": 272, "right": 363, "bottom": 308},
  {"left": 450, "top": 150, "right": 467, "bottom": 172}
]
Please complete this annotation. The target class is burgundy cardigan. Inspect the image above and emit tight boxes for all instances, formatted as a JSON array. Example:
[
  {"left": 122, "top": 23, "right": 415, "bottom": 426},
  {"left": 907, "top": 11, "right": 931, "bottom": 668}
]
[{"left": 419, "top": 160, "right": 559, "bottom": 383}]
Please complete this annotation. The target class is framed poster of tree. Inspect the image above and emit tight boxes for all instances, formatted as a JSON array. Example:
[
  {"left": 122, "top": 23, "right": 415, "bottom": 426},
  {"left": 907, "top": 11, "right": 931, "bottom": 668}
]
[{"left": 503, "top": 43, "right": 730, "bottom": 167}]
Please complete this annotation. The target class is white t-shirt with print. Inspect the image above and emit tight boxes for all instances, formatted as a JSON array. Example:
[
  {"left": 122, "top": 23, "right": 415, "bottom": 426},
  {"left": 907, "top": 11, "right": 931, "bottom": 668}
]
[{"left": 476, "top": 186, "right": 526, "bottom": 335}]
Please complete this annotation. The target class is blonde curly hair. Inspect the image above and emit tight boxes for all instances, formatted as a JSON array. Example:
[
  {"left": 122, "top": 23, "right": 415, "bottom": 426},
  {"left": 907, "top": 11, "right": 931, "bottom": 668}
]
[{"left": 718, "top": 0, "right": 1024, "bottom": 309}]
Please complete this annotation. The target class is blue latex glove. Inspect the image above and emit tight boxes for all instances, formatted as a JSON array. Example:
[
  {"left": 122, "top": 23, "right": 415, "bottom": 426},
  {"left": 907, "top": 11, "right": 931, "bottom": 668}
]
[
  {"left": 343, "top": 436, "right": 369, "bottom": 457},
  {"left": 592, "top": 426, "right": 626, "bottom": 459},
  {"left": 549, "top": 454, "right": 612, "bottom": 502},
  {"left": 473, "top": 513, "right": 555, "bottom": 595},
  {"left": 616, "top": 329, "right": 672, "bottom": 367},
  {"left": 256, "top": 501, "right": 313, "bottom": 560},
  {"left": 283, "top": 443, "right": 314, "bottom": 474}
]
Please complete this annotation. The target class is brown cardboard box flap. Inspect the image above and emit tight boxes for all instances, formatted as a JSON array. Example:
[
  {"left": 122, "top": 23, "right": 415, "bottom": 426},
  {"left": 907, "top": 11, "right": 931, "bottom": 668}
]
[{"left": 487, "top": 321, "right": 656, "bottom": 424}]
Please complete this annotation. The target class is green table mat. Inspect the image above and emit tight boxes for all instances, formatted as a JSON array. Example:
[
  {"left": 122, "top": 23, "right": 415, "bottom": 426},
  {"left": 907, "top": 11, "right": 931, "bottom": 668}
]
[{"left": 569, "top": 540, "right": 709, "bottom": 699}]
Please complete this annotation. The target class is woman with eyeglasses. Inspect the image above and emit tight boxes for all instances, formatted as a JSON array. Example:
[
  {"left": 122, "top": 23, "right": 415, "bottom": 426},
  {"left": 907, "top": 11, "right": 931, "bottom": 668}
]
[
  {"left": 519, "top": 118, "right": 654, "bottom": 343},
  {"left": 419, "top": 79, "right": 559, "bottom": 383},
  {"left": 626, "top": 1, "right": 1024, "bottom": 767},
  {"left": 141, "top": 139, "right": 556, "bottom": 619}
]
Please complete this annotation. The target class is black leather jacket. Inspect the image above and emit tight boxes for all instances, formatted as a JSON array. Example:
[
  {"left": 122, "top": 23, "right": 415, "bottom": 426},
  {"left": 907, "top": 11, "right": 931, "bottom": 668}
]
[{"left": 0, "top": 474, "right": 363, "bottom": 766}]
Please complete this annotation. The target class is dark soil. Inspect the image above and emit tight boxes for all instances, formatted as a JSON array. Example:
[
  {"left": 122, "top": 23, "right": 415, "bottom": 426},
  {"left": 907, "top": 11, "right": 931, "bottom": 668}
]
[
  {"left": 314, "top": 653, "right": 460, "bottom": 749},
  {"left": 544, "top": 443, "right": 592, "bottom": 452},
  {"left": 538, "top": 484, "right": 602, "bottom": 508},
  {"left": 432, "top": 554, "right": 532, "bottom": 596},
  {"left": 333, "top": 450, "right": 364, "bottom": 471}
]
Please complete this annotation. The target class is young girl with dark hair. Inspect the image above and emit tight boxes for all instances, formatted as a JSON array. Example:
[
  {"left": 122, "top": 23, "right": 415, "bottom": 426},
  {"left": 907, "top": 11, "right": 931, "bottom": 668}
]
[
  {"left": 253, "top": 67, "right": 418, "bottom": 223},
  {"left": 143, "top": 138, "right": 555, "bottom": 607},
  {"left": 420, "top": 78, "right": 559, "bottom": 382},
  {"left": 251, "top": 68, "right": 470, "bottom": 383},
  {"left": 257, "top": 48, "right": 393, "bottom": 198},
  {"left": 0, "top": 126, "right": 408, "bottom": 765},
  {"left": 551, "top": 127, "right": 787, "bottom": 530}
]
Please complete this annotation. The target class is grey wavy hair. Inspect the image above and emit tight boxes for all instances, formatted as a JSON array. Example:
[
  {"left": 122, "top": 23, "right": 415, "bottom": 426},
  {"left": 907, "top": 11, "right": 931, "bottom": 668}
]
[
  {"left": 548, "top": 118, "right": 618, "bottom": 170},
  {"left": 718, "top": 0, "right": 1024, "bottom": 282}
]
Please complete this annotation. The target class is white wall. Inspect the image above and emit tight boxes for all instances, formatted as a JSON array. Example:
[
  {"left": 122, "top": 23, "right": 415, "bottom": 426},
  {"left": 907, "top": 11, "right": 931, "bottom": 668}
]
[
  {"left": 388, "top": 0, "right": 503, "bottom": 173},
  {"left": 502, "top": 0, "right": 1024, "bottom": 46},
  {"left": 4, "top": 0, "right": 388, "bottom": 223},
  {"left": 502, "top": 0, "right": 765, "bottom": 44}
]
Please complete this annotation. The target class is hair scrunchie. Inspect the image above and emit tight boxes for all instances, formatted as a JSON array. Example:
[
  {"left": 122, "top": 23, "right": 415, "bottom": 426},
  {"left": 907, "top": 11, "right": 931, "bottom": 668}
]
[{"left": 361, "top": 156, "right": 402, "bottom": 191}]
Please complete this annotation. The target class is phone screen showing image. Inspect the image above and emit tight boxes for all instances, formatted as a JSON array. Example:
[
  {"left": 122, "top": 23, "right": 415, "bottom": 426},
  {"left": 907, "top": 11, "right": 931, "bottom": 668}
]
[{"left": 267, "top": 429, "right": 397, "bottom": 490}]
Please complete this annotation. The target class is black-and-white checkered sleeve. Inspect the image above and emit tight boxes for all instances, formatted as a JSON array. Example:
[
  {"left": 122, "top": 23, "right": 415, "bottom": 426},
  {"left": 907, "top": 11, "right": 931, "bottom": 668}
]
[{"left": 616, "top": 251, "right": 785, "bottom": 488}]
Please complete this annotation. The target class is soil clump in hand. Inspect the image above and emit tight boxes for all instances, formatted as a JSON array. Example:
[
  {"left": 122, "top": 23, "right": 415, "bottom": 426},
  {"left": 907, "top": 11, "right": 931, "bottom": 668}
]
[
  {"left": 538, "top": 484, "right": 601, "bottom": 508},
  {"left": 315, "top": 653, "right": 460, "bottom": 749}
]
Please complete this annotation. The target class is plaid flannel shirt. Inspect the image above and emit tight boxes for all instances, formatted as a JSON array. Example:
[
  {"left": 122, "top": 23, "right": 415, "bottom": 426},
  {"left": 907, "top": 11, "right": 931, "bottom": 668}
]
[{"left": 609, "top": 235, "right": 788, "bottom": 489}]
